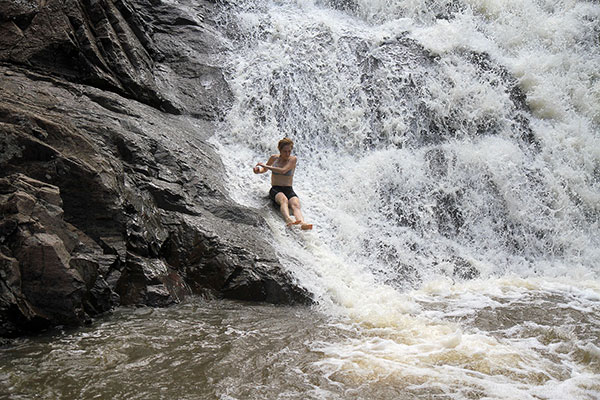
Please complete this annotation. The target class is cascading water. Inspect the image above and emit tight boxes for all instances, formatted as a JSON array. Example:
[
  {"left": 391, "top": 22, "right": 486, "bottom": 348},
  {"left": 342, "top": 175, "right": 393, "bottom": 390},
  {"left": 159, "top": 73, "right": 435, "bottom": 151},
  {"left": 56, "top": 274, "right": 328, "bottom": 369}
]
[{"left": 211, "top": 0, "right": 600, "bottom": 397}]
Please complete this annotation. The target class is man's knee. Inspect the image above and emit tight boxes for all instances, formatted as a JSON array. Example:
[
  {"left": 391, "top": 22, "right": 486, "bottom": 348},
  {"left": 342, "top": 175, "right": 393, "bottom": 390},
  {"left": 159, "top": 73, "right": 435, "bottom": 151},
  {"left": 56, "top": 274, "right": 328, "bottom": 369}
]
[
  {"left": 275, "top": 193, "right": 288, "bottom": 205},
  {"left": 289, "top": 197, "right": 301, "bottom": 209}
]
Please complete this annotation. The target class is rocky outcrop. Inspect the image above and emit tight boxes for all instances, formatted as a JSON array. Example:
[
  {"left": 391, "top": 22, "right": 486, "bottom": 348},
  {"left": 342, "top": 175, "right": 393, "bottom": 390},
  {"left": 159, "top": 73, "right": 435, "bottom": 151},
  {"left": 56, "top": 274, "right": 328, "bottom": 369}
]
[
  {"left": 0, "top": 0, "right": 310, "bottom": 337},
  {"left": 0, "top": 174, "right": 116, "bottom": 335},
  {"left": 0, "top": 0, "right": 232, "bottom": 118}
]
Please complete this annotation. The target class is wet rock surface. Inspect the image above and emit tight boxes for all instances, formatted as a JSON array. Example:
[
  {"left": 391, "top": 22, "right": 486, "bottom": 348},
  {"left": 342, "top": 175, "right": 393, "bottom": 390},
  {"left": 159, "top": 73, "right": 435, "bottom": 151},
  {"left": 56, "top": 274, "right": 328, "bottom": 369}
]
[{"left": 0, "top": 0, "right": 310, "bottom": 337}]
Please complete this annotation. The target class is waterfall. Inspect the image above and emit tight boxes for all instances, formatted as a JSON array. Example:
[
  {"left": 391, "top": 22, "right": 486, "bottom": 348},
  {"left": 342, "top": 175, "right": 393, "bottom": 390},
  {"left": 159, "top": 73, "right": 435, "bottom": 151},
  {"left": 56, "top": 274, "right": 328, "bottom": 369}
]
[
  {"left": 211, "top": 1, "right": 600, "bottom": 396},
  {"left": 213, "top": 0, "right": 599, "bottom": 282}
]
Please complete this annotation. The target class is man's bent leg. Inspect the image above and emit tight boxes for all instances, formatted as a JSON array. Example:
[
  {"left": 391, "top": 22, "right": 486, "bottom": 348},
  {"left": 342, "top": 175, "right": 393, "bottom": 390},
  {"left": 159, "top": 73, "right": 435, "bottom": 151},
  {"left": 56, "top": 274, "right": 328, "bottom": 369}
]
[
  {"left": 288, "top": 197, "right": 304, "bottom": 224},
  {"left": 275, "top": 192, "right": 294, "bottom": 225},
  {"left": 289, "top": 197, "right": 312, "bottom": 229}
]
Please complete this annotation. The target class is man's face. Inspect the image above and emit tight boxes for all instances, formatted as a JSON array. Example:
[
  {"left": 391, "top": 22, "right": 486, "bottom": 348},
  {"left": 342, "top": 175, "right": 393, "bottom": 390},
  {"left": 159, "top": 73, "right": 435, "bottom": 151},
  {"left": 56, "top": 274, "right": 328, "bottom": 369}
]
[{"left": 280, "top": 145, "right": 292, "bottom": 158}]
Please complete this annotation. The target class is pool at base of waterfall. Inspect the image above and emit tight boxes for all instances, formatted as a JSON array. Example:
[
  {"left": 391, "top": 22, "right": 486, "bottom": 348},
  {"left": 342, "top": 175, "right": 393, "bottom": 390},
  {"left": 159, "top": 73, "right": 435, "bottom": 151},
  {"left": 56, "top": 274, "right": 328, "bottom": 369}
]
[{"left": 2, "top": 276, "right": 598, "bottom": 400}]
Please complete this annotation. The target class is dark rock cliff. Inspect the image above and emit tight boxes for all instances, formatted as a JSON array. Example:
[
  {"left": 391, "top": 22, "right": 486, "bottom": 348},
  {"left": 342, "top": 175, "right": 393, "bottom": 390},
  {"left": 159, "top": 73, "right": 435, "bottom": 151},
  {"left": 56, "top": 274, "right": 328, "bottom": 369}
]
[{"left": 0, "top": 0, "right": 310, "bottom": 337}]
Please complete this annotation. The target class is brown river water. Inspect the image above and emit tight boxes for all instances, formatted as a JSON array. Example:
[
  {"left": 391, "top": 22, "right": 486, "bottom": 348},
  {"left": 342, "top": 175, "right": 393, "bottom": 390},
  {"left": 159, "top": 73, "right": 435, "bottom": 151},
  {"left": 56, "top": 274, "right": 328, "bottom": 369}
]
[{"left": 2, "top": 278, "right": 599, "bottom": 399}]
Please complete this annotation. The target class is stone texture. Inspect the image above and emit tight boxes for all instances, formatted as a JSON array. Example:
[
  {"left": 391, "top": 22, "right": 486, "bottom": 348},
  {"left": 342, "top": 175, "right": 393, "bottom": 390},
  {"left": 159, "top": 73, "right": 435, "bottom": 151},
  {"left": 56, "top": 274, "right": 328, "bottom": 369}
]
[
  {"left": 0, "top": 0, "right": 231, "bottom": 117},
  {"left": 0, "top": 174, "right": 117, "bottom": 335}
]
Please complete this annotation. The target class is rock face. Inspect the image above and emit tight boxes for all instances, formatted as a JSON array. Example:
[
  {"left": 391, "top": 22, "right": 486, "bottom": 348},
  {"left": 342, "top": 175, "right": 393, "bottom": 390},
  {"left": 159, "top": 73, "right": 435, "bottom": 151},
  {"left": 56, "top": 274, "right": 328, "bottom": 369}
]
[{"left": 0, "top": 0, "right": 310, "bottom": 337}]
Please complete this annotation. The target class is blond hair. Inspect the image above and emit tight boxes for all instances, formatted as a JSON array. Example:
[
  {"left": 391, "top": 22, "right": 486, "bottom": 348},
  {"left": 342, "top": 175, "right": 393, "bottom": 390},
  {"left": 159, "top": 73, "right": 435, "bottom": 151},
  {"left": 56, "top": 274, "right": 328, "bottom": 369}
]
[{"left": 278, "top": 137, "right": 294, "bottom": 151}]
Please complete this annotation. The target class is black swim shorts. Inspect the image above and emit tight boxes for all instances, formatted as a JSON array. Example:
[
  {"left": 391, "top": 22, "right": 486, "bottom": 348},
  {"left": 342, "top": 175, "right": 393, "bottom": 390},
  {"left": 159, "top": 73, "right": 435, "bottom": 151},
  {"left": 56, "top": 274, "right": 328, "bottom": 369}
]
[{"left": 269, "top": 186, "right": 298, "bottom": 205}]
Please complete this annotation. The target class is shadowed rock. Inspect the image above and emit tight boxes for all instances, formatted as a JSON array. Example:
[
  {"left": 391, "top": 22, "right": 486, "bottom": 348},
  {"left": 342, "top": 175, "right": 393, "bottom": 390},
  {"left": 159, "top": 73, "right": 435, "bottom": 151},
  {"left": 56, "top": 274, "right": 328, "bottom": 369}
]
[
  {"left": 0, "top": 174, "right": 118, "bottom": 335},
  {"left": 0, "top": 0, "right": 310, "bottom": 337}
]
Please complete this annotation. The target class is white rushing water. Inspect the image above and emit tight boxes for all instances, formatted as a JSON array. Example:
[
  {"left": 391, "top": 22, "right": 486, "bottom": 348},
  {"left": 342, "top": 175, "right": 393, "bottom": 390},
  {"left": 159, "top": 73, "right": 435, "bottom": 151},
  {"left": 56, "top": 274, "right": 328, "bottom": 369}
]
[{"left": 212, "top": 0, "right": 600, "bottom": 398}]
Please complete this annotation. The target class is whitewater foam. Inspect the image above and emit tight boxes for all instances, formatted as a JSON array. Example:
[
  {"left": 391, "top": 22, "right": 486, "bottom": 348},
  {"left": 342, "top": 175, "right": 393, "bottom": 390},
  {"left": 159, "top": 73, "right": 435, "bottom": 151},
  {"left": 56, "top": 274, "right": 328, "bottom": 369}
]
[{"left": 212, "top": 0, "right": 600, "bottom": 397}]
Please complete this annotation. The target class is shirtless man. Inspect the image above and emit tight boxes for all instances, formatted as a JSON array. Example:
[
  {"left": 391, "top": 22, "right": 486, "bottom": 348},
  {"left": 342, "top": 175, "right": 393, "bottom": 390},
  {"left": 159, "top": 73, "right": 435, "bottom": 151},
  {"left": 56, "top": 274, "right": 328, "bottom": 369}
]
[{"left": 253, "top": 137, "right": 312, "bottom": 230}]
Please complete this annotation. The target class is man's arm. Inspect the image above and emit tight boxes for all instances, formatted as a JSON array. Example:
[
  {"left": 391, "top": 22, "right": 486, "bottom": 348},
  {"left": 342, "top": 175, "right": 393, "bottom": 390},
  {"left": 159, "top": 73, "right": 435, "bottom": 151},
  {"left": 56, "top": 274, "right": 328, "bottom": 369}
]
[
  {"left": 254, "top": 155, "right": 277, "bottom": 174},
  {"left": 260, "top": 156, "right": 296, "bottom": 174}
]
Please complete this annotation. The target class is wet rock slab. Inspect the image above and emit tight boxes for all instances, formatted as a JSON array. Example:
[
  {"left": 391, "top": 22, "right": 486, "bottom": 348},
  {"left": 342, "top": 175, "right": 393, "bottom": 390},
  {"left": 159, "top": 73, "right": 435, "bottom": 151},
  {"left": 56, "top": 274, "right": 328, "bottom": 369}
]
[{"left": 0, "top": 0, "right": 310, "bottom": 337}]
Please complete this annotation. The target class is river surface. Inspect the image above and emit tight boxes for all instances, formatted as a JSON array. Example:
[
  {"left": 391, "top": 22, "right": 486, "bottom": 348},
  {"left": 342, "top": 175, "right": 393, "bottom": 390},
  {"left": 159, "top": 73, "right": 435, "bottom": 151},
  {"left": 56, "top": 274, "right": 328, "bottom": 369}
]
[
  {"left": 1, "top": 283, "right": 599, "bottom": 399},
  {"left": 2, "top": 0, "right": 600, "bottom": 398}
]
